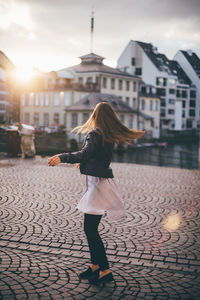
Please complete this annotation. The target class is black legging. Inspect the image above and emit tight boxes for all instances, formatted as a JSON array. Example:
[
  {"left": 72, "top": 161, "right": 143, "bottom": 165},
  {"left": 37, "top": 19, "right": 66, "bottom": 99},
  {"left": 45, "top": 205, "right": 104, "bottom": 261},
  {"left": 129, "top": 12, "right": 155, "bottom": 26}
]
[{"left": 84, "top": 213, "right": 109, "bottom": 271}]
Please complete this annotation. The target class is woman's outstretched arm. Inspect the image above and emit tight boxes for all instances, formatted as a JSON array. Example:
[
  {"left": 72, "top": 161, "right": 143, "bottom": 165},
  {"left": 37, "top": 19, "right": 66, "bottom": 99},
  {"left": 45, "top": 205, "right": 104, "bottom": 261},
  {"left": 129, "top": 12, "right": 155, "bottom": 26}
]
[{"left": 48, "top": 131, "right": 99, "bottom": 166}]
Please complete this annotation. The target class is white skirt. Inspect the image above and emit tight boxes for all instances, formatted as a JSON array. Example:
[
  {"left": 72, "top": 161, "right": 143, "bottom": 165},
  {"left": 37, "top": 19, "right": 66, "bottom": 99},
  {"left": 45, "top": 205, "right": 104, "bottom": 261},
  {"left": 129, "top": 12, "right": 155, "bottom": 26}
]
[{"left": 76, "top": 175, "right": 125, "bottom": 221}]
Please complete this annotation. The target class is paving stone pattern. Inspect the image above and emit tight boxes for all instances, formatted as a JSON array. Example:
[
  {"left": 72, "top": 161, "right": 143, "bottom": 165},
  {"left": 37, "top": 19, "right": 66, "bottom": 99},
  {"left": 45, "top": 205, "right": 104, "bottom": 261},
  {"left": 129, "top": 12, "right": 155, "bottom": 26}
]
[{"left": 0, "top": 157, "right": 200, "bottom": 299}]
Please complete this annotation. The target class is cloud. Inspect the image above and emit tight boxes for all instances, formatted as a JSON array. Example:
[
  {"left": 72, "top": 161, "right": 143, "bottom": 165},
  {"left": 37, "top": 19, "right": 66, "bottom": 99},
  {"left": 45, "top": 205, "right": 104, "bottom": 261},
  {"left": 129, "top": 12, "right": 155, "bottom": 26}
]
[{"left": 0, "top": 0, "right": 199, "bottom": 71}]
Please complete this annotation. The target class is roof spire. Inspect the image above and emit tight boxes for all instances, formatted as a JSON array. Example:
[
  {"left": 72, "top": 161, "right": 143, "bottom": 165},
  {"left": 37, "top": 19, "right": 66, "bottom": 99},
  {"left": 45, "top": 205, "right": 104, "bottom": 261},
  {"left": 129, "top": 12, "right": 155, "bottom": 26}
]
[{"left": 90, "top": 7, "right": 94, "bottom": 53}]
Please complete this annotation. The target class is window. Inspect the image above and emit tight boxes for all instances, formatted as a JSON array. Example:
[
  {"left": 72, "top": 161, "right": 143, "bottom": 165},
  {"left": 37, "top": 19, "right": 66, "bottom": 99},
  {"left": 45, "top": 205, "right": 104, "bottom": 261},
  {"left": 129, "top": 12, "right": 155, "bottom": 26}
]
[
  {"left": 0, "top": 103, "right": 5, "bottom": 110},
  {"left": 78, "top": 77, "right": 83, "bottom": 84},
  {"left": 21, "top": 94, "right": 25, "bottom": 106},
  {"left": 45, "top": 94, "right": 49, "bottom": 106},
  {"left": 24, "top": 112, "right": 30, "bottom": 124},
  {"left": 82, "top": 113, "right": 89, "bottom": 124},
  {"left": 126, "top": 81, "right": 130, "bottom": 91},
  {"left": 118, "top": 80, "right": 123, "bottom": 90},
  {"left": 182, "top": 101, "right": 186, "bottom": 108},
  {"left": 156, "top": 77, "right": 167, "bottom": 86},
  {"left": 161, "top": 99, "right": 166, "bottom": 107},
  {"left": 168, "top": 109, "right": 175, "bottom": 115},
  {"left": 111, "top": 78, "right": 115, "bottom": 89},
  {"left": 141, "top": 99, "right": 145, "bottom": 110},
  {"left": 189, "top": 109, "right": 195, "bottom": 117},
  {"left": 63, "top": 113, "right": 67, "bottom": 127},
  {"left": 131, "top": 57, "right": 135, "bottom": 66},
  {"left": 44, "top": 113, "right": 49, "bottom": 126},
  {"left": 54, "top": 93, "right": 59, "bottom": 106},
  {"left": 40, "top": 93, "right": 44, "bottom": 106},
  {"left": 155, "top": 100, "right": 159, "bottom": 111},
  {"left": 126, "top": 97, "right": 130, "bottom": 105},
  {"left": 103, "top": 77, "right": 107, "bottom": 88},
  {"left": 24, "top": 94, "right": 29, "bottom": 106},
  {"left": 132, "top": 98, "right": 137, "bottom": 108},
  {"left": 157, "top": 88, "right": 166, "bottom": 96},
  {"left": 182, "top": 110, "right": 185, "bottom": 118},
  {"left": 190, "top": 90, "right": 196, "bottom": 98},
  {"left": 150, "top": 100, "right": 153, "bottom": 111},
  {"left": 71, "top": 113, "right": 78, "bottom": 128},
  {"left": 29, "top": 93, "right": 34, "bottom": 106},
  {"left": 119, "top": 114, "right": 124, "bottom": 123},
  {"left": 168, "top": 78, "right": 176, "bottom": 85},
  {"left": 135, "top": 68, "right": 142, "bottom": 75},
  {"left": 133, "top": 81, "right": 137, "bottom": 92},
  {"left": 35, "top": 94, "right": 39, "bottom": 106},
  {"left": 86, "top": 77, "right": 92, "bottom": 83},
  {"left": 53, "top": 113, "right": 60, "bottom": 124},
  {"left": 190, "top": 100, "right": 196, "bottom": 107},
  {"left": 182, "top": 90, "right": 187, "bottom": 98},
  {"left": 186, "top": 120, "right": 193, "bottom": 128},
  {"left": 161, "top": 109, "right": 166, "bottom": 117},
  {"left": 176, "top": 90, "right": 181, "bottom": 98},
  {"left": 169, "top": 99, "right": 175, "bottom": 104},
  {"left": 129, "top": 115, "right": 133, "bottom": 128},
  {"left": 64, "top": 92, "right": 70, "bottom": 106},
  {"left": 169, "top": 89, "right": 175, "bottom": 94},
  {"left": 33, "top": 112, "right": 39, "bottom": 126}
]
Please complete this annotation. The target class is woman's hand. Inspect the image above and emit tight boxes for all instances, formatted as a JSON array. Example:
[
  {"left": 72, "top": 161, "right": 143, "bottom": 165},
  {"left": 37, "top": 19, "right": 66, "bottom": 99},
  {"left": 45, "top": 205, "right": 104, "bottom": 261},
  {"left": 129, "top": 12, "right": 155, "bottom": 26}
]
[
  {"left": 76, "top": 163, "right": 80, "bottom": 169},
  {"left": 48, "top": 155, "right": 61, "bottom": 166}
]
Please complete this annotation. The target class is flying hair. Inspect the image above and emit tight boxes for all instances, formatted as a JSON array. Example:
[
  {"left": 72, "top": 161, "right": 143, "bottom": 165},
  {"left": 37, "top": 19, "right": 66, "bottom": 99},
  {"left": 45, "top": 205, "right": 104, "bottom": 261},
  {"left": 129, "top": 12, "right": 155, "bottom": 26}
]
[{"left": 72, "top": 102, "right": 145, "bottom": 144}]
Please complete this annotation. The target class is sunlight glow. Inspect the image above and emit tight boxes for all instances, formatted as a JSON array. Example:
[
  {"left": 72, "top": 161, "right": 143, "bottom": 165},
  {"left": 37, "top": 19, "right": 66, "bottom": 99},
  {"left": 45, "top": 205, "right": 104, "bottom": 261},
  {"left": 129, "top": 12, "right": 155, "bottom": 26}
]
[
  {"left": 0, "top": 1, "right": 32, "bottom": 30},
  {"left": 15, "top": 68, "right": 35, "bottom": 82},
  {"left": 163, "top": 214, "right": 181, "bottom": 232}
]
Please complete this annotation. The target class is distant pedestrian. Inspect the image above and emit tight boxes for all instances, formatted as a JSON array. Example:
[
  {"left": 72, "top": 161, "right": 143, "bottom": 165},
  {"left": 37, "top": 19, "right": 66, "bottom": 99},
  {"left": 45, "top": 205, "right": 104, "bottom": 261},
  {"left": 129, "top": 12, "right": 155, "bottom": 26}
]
[{"left": 48, "top": 102, "right": 144, "bottom": 284}]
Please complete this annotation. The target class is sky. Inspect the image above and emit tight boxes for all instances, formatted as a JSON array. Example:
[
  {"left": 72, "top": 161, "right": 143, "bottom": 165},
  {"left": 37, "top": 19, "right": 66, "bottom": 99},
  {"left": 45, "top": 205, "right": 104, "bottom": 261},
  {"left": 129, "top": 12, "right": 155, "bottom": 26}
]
[{"left": 0, "top": 0, "right": 200, "bottom": 73}]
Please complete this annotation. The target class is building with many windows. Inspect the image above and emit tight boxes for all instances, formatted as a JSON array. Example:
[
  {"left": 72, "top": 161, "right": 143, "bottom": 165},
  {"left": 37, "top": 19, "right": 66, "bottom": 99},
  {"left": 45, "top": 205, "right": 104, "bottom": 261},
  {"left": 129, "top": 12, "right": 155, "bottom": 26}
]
[
  {"left": 63, "top": 92, "right": 152, "bottom": 141},
  {"left": 117, "top": 41, "right": 197, "bottom": 134},
  {"left": 139, "top": 83, "right": 160, "bottom": 138},
  {"left": 174, "top": 50, "right": 200, "bottom": 128},
  {"left": 20, "top": 53, "right": 141, "bottom": 130},
  {"left": 0, "top": 51, "right": 17, "bottom": 124}
]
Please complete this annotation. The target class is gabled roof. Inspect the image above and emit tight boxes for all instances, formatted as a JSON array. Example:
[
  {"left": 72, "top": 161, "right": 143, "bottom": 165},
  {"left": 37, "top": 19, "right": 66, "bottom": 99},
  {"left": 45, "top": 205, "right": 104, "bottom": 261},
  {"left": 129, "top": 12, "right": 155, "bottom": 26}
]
[
  {"left": 181, "top": 50, "right": 200, "bottom": 77},
  {"left": 136, "top": 41, "right": 174, "bottom": 75},
  {"left": 168, "top": 60, "right": 192, "bottom": 85},
  {"left": 59, "top": 52, "right": 139, "bottom": 78}
]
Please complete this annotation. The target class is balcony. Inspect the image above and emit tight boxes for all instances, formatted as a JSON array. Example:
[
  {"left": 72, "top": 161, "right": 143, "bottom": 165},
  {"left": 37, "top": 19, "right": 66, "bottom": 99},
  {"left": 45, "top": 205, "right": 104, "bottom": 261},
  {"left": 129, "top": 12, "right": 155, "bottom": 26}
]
[{"left": 46, "top": 82, "right": 100, "bottom": 92}]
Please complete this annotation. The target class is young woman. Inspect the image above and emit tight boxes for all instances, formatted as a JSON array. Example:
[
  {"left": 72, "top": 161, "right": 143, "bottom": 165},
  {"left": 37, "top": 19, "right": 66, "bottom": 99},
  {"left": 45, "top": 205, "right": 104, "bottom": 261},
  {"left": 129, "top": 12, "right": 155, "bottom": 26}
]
[{"left": 48, "top": 102, "right": 144, "bottom": 284}]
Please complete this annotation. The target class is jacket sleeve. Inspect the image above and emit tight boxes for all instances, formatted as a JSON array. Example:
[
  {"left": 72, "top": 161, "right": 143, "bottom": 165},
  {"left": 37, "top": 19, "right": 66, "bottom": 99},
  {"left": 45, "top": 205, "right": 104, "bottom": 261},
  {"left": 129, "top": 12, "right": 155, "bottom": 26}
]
[{"left": 58, "top": 131, "right": 99, "bottom": 164}]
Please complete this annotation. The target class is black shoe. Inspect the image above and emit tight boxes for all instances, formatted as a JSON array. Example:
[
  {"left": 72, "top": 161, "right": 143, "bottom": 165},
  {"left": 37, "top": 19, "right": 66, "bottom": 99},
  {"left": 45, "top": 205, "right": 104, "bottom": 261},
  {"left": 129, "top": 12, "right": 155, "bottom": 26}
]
[
  {"left": 89, "top": 272, "right": 114, "bottom": 284},
  {"left": 79, "top": 267, "right": 99, "bottom": 279}
]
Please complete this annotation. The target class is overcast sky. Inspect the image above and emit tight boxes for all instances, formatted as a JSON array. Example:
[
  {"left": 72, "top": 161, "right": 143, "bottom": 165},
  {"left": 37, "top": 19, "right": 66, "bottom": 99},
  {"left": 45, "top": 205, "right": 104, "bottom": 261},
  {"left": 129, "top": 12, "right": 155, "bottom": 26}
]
[{"left": 0, "top": 0, "right": 200, "bottom": 72}]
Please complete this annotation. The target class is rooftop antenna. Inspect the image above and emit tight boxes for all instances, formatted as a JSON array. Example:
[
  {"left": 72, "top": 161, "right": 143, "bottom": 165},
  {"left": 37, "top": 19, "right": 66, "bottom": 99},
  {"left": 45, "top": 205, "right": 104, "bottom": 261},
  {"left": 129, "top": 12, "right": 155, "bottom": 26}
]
[{"left": 90, "top": 7, "right": 94, "bottom": 53}]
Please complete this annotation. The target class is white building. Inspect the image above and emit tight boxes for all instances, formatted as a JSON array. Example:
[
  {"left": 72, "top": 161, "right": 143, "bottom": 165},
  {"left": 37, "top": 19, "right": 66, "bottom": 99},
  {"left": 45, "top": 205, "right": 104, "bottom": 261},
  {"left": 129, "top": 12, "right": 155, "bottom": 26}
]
[
  {"left": 174, "top": 50, "right": 200, "bottom": 128},
  {"left": 117, "top": 41, "right": 197, "bottom": 134}
]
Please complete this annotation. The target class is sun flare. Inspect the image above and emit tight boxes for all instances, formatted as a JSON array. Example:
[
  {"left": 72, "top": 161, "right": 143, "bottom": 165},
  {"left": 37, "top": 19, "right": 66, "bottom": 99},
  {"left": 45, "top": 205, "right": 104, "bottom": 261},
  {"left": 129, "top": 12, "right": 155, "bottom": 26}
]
[
  {"left": 163, "top": 214, "right": 181, "bottom": 232},
  {"left": 15, "top": 68, "right": 35, "bottom": 82}
]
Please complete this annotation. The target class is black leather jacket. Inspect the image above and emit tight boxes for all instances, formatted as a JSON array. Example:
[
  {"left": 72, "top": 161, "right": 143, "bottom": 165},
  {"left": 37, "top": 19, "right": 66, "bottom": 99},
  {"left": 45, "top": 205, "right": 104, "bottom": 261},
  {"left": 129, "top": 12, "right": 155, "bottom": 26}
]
[{"left": 58, "top": 129, "right": 114, "bottom": 178}]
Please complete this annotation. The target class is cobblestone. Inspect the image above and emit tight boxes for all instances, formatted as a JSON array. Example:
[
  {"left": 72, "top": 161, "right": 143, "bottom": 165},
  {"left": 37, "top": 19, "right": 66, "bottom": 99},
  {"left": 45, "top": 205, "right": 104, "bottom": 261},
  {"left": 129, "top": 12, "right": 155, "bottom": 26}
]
[{"left": 0, "top": 157, "right": 200, "bottom": 299}]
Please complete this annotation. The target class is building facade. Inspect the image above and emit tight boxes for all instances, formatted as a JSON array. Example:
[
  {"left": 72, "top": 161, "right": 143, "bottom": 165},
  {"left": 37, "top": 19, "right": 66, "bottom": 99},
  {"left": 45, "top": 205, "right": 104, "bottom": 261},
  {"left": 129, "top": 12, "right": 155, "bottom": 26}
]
[
  {"left": 174, "top": 50, "right": 200, "bottom": 128},
  {"left": 139, "top": 83, "right": 160, "bottom": 138},
  {"left": 63, "top": 92, "right": 150, "bottom": 141},
  {"left": 117, "top": 41, "right": 198, "bottom": 134},
  {"left": 20, "top": 53, "right": 141, "bottom": 129},
  {"left": 0, "top": 51, "right": 17, "bottom": 124}
]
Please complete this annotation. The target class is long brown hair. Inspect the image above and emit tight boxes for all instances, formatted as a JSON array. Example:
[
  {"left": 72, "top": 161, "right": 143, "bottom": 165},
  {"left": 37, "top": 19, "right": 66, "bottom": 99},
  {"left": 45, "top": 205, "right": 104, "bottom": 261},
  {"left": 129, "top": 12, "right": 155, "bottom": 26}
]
[{"left": 73, "top": 102, "right": 145, "bottom": 144}]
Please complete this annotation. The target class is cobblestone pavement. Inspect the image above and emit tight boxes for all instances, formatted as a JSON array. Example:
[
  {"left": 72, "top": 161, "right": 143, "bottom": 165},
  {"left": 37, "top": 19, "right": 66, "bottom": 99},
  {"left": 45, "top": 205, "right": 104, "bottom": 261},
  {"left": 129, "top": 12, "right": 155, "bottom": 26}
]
[{"left": 0, "top": 157, "right": 200, "bottom": 300}]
